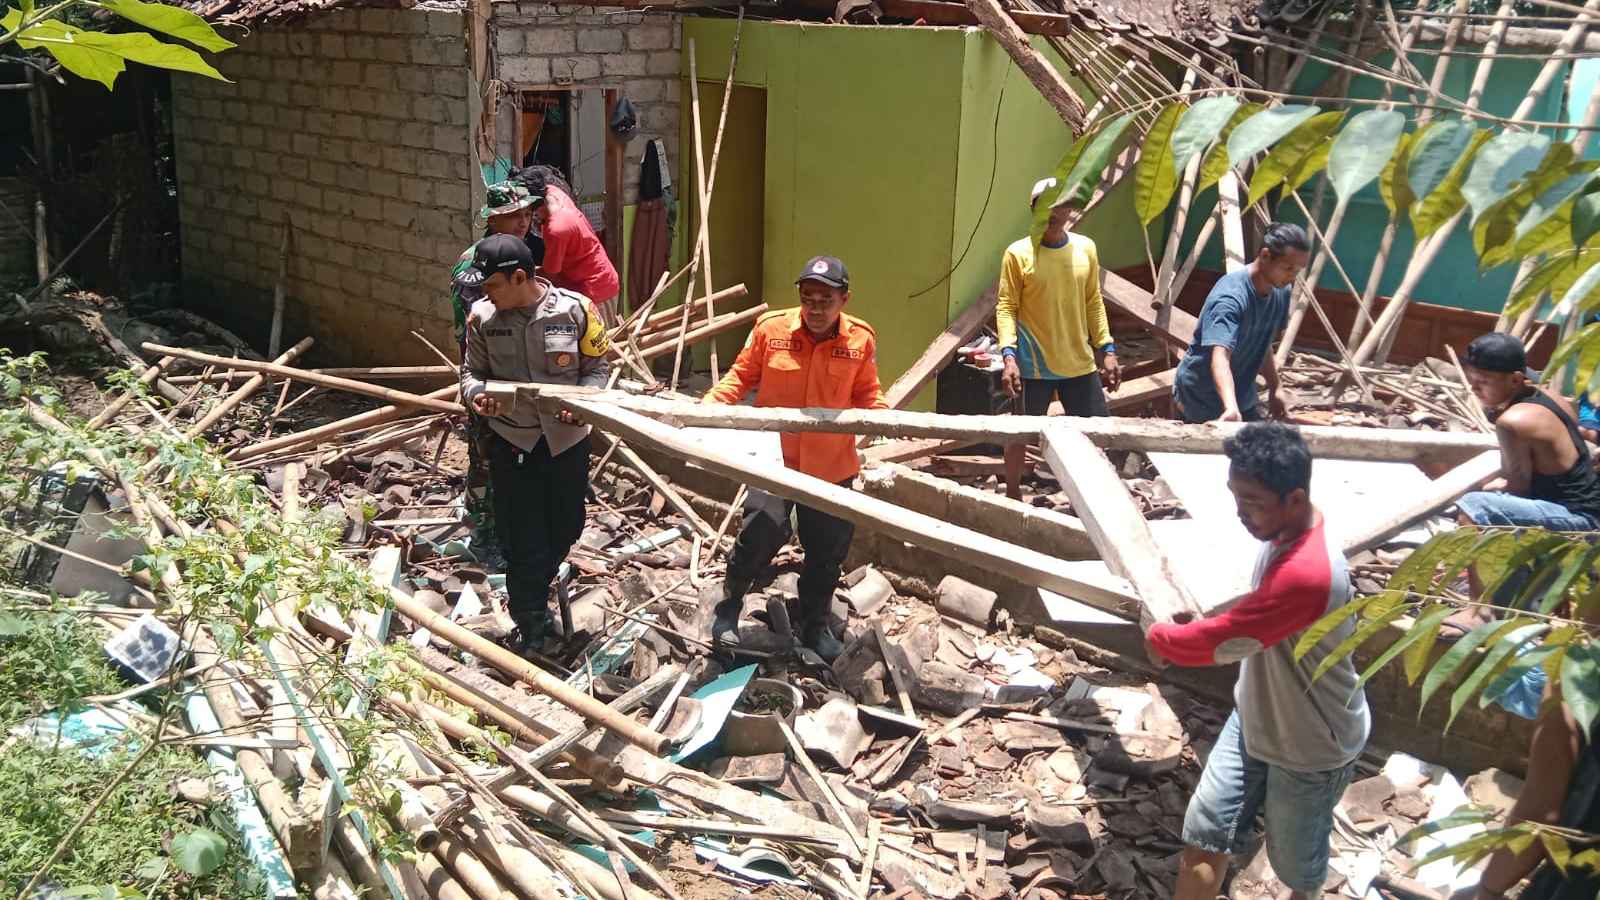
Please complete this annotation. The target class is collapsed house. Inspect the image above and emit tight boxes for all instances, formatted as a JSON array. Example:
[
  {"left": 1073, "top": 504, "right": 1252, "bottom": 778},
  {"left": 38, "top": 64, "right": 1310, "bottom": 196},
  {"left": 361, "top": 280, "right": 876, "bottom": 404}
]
[{"left": 7, "top": 0, "right": 1600, "bottom": 897}]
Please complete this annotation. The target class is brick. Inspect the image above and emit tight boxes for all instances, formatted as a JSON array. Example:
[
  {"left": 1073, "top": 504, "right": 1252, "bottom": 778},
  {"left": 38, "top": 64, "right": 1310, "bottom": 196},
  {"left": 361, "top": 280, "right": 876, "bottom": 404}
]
[
  {"left": 346, "top": 35, "right": 377, "bottom": 59},
  {"left": 319, "top": 34, "right": 346, "bottom": 56},
  {"left": 363, "top": 117, "right": 403, "bottom": 144},
  {"left": 577, "top": 28, "right": 623, "bottom": 52},
  {"left": 500, "top": 56, "right": 551, "bottom": 84},
  {"left": 558, "top": 56, "right": 601, "bottom": 82},
  {"left": 365, "top": 63, "right": 401, "bottom": 89},
  {"left": 304, "top": 213, "right": 338, "bottom": 240},
  {"left": 398, "top": 177, "right": 433, "bottom": 206},
  {"left": 308, "top": 159, "right": 338, "bottom": 185},
  {"left": 331, "top": 60, "right": 365, "bottom": 85},
  {"left": 238, "top": 80, "right": 264, "bottom": 101},
  {"left": 410, "top": 37, "right": 459, "bottom": 67},
  {"left": 360, "top": 8, "right": 397, "bottom": 32},
  {"left": 292, "top": 133, "right": 318, "bottom": 157},
  {"left": 279, "top": 156, "right": 309, "bottom": 181},
  {"left": 426, "top": 11, "right": 461, "bottom": 36},
  {"left": 374, "top": 36, "right": 410, "bottom": 63},
  {"left": 288, "top": 33, "right": 315, "bottom": 56},
  {"left": 258, "top": 32, "right": 288, "bottom": 54},
  {"left": 320, "top": 85, "right": 349, "bottom": 109},
  {"left": 431, "top": 128, "right": 467, "bottom": 155},
  {"left": 231, "top": 147, "right": 255, "bottom": 169},
  {"left": 646, "top": 50, "right": 677, "bottom": 76},
  {"left": 263, "top": 82, "right": 291, "bottom": 106},
  {"left": 296, "top": 182, "right": 325, "bottom": 210},
  {"left": 199, "top": 98, "right": 223, "bottom": 118},
  {"left": 399, "top": 124, "right": 435, "bottom": 150},
  {"left": 642, "top": 104, "right": 677, "bottom": 133},
  {"left": 519, "top": 28, "right": 576, "bottom": 54},
  {"left": 382, "top": 198, "right": 420, "bottom": 228},
  {"left": 314, "top": 261, "right": 342, "bottom": 290},
  {"left": 353, "top": 250, "right": 388, "bottom": 275},
  {"left": 349, "top": 194, "right": 383, "bottom": 221},
  {"left": 258, "top": 199, "right": 285, "bottom": 223},
  {"left": 433, "top": 179, "right": 470, "bottom": 211},
  {"left": 411, "top": 96, "right": 447, "bottom": 124},
  {"left": 319, "top": 138, "right": 354, "bottom": 164},
  {"left": 381, "top": 147, "right": 418, "bottom": 175},
  {"left": 444, "top": 97, "right": 469, "bottom": 127},
  {"left": 415, "top": 151, "right": 454, "bottom": 180},
  {"left": 215, "top": 123, "right": 239, "bottom": 143},
  {"left": 495, "top": 29, "right": 523, "bottom": 55},
  {"left": 335, "top": 114, "right": 367, "bottom": 140},
  {"left": 303, "top": 111, "right": 334, "bottom": 136},
  {"left": 628, "top": 22, "right": 673, "bottom": 50},
  {"left": 602, "top": 54, "right": 647, "bottom": 77}
]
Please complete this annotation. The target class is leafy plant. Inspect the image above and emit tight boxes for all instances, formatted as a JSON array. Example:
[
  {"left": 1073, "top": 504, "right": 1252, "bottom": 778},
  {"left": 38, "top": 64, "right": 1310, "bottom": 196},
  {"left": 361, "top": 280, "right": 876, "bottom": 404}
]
[{"left": 2, "top": 0, "right": 234, "bottom": 89}]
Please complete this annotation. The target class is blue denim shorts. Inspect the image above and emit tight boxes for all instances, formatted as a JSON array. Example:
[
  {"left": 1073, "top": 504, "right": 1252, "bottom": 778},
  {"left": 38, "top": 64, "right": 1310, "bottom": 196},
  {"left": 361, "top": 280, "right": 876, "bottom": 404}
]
[
  {"left": 1456, "top": 491, "right": 1599, "bottom": 531},
  {"left": 1182, "top": 711, "right": 1356, "bottom": 894}
]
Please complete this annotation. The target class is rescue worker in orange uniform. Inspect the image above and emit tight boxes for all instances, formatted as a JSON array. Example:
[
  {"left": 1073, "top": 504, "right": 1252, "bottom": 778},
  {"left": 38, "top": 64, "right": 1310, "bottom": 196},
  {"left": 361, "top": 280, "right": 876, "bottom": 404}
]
[{"left": 702, "top": 255, "right": 886, "bottom": 657}]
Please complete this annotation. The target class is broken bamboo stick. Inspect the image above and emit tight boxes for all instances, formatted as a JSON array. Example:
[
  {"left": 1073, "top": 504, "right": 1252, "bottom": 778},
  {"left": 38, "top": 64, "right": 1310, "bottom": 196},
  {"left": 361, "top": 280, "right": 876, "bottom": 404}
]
[
  {"left": 183, "top": 337, "right": 315, "bottom": 440},
  {"left": 141, "top": 342, "right": 466, "bottom": 415},
  {"left": 389, "top": 589, "right": 671, "bottom": 753},
  {"left": 962, "top": 0, "right": 1086, "bottom": 131},
  {"left": 87, "top": 355, "right": 175, "bottom": 428},
  {"left": 230, "top": 386, "right": 458, "bottom": 460}
]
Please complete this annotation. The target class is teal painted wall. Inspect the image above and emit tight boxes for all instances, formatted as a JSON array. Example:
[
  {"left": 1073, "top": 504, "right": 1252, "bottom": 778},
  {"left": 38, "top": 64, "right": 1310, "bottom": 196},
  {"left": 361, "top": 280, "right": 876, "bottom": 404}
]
[{"left": 1180, "top": 46, "right": 1576, "bottom": 314}]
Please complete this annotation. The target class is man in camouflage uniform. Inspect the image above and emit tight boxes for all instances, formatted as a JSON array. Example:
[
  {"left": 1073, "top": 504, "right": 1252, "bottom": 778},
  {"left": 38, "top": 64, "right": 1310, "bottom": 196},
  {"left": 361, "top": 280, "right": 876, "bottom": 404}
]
[{"left": 450, "top": 181, "right": 540, "bottom": 543}]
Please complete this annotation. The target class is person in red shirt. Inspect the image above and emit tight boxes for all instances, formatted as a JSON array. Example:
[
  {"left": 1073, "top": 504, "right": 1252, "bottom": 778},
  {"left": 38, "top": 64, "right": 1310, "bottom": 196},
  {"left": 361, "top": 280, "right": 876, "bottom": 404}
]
[
  {"left": 1144, "top": 422, "right": 1368, "bottom": 900},
  {"left": 701, "top": 255, "right": 886, "bottom": 656},
  {"left": 515, "top": 166, "right": 621, "bottom": 325}
]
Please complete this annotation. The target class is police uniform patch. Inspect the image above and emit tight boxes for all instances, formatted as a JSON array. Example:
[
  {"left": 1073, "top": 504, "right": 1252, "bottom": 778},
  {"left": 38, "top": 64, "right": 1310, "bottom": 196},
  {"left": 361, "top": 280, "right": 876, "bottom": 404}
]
[{"left": 554, "top": 353, "right": 573, "bottom": 367}]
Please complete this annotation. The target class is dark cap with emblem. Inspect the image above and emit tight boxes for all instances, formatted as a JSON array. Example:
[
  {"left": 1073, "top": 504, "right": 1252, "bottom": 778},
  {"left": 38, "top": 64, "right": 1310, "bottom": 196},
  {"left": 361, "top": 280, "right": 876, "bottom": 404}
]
[
  {"left": 795, "top": 255, "right": 849, "bottom": 289},
  {"left": 1465, "top": 332, "right": 1528, "bottom": 375},
  {"left": 454, "top": 233, "right": 535, "bottom": 287}
]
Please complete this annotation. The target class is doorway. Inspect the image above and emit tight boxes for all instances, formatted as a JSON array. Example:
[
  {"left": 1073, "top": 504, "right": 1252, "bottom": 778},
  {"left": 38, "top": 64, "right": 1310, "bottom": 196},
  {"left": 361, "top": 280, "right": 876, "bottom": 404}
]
[{"left": 516, "top": 88, "right": 626, "bottom": 270}]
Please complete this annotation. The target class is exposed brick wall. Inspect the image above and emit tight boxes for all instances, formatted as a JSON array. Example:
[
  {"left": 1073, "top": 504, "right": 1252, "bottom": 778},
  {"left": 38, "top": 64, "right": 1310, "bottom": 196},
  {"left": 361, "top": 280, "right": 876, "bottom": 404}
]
[
  {"left": 170, "top": 8, "right": 473, "bottom": 364},
  {"left": 490, "top": 4, "right": 681, "bottom": 207}
]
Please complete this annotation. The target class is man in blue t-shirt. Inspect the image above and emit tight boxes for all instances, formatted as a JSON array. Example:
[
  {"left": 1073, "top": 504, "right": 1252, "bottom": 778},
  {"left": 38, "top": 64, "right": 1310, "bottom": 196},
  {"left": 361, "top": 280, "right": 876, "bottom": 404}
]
[{"left": 1172, "top": 223, "right": 1311, "bottom": 423}]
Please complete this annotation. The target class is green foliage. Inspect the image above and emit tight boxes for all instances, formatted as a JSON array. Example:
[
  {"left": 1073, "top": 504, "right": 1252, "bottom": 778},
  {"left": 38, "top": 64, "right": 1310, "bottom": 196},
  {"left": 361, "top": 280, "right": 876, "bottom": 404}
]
[
  {"left": 0, "top": 739, "right": 266, "bottom": 898},
  {"left": 0, "top": 600, "right": 125, "bottom": 731},
  {"left": 1411, "top": 126, "right": 1493, "bottom": 239},
  {"left": 1225, "top": 104, "right": 1321, "bottom": 169},
  {"left": 1030, "top": 112, "right": 1137, "bottom": 249},
  {"left": 1326, "top": 109, "right": 1406, "bottom": 202},
  {"left": 1169, "top": 96, "right": 1240, "bottom": 174},
  {"left": 1195, "top": 102, "right": 1261, "bottom": 194},
  {"left": 1134, "top": 102, "right": 1184, "bottom": 226},
  {"left": 1, "top": 0, "right": 232, "bottom": 89},
  {"left": 1461, "top": 131, "right": 1554, "bottom": 226},
  {"left": 1246, "top": 109, "right": 1346, "bottom": 207},
  {"left": 169, "top": 828, "right": 229, "bottom": 877},
  {"left": 1295, "top": 527, "right": 1599, "bottom": 737}
]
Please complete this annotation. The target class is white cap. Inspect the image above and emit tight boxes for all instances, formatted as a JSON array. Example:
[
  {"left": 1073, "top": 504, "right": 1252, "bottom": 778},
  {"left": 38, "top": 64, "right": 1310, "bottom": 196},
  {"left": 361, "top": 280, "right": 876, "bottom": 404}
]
[{"left": 1030, "top": 177, "right": 1058, "bottom": 204}]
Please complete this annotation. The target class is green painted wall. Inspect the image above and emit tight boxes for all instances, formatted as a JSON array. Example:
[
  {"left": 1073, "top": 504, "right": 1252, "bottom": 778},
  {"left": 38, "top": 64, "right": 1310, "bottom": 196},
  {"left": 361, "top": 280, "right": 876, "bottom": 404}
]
[
  {"left": 949, "top": 33, "right": 1150, "bottom": 328},
  {"left": 684, "top": 20, "right": 966, "bottom": 403},
  {"left": 1179, "top": 47, "right": 1576, "bottom": 315}
]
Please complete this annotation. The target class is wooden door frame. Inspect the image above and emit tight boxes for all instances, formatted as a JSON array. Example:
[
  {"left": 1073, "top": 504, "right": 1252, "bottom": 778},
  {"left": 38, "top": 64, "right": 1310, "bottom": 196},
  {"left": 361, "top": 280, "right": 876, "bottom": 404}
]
[{"left": 509, "top": 84, "right": 625, "bottom": 270}]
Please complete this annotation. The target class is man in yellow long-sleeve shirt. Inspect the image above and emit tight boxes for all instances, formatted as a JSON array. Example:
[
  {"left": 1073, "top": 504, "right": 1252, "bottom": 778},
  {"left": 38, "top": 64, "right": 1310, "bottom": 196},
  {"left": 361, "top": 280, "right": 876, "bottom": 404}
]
[{"left": 998, "top": 177, "right": 1121, "bottom": 500}]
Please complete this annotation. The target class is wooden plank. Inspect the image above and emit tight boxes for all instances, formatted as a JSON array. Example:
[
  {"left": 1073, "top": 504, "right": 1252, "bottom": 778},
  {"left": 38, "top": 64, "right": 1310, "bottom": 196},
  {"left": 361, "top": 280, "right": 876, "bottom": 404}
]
[
  {"left": 962, "top": 0, "right": 1087, "bottom": 130},
  {"left": 1102, "top": 270, "right": 1199, "bottom": 350},
  {"left": 1107, "top": 369, "right": 1175, "bottom": 412},
  {"left": 522, "top": 385, "right": 1499, "bottom": 464},
  {"left": 883, "top": 284, "right": 998, "bottom": 410},
  {"left": 567, "top": 399, "right": 1145, "bottom": 619},
  {"left": 862, "top": 438, "right": 971, "bottom": 466},
  {"left": 1341, "top": 450, "right": 1501, "bottom": 555},
  {"left": 858, "top": 462, "right": 1097, "bottom": 560},
  {"left": 1038, "top": 424, "right": 1201, "bottom": 626}
]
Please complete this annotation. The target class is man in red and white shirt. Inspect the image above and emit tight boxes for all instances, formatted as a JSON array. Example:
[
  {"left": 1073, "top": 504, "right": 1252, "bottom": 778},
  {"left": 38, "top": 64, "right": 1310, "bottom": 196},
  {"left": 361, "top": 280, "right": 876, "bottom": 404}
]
[
  {"left": 1144, "top": 422, "right": 1370, "bottom": 900},
  {"left": 516, "top": 166, "right": 621, "bottom": 324}
]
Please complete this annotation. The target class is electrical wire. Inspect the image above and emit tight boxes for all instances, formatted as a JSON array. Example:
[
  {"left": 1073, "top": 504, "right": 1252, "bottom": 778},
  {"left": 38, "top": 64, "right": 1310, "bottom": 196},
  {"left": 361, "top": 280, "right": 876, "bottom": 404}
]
[{"left": 908, "top": 64, "right": 1009, "bottom": 300}]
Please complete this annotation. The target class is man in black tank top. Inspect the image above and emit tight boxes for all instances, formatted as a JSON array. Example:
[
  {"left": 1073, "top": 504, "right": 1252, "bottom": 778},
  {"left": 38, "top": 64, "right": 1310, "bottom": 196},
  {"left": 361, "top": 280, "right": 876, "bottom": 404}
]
[{"left": 1448, "top": 334, "right": 1600, "bottom": 708}]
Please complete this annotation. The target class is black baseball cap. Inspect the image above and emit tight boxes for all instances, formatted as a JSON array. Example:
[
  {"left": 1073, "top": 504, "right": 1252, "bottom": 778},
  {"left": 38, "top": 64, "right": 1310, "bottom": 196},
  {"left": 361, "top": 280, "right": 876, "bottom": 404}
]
[
  {"left": 795, "top": 255, "right": 849, "bottom": 289},
  {"left": 454, "top": 233, "right": 535, "bottom": 287},
  {"left": 1464, "top": 332, "right": 1527, "bottom": 375}
]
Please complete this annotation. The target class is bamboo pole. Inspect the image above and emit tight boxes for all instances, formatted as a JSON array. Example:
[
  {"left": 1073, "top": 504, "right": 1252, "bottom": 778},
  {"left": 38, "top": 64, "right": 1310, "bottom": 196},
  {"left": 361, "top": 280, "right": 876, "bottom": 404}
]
[
  {"left": 141, "top": 343, "right": 465, "bottom": 415},
  {"left": 182, "top": 337, "right": 314, "bottom": 440},
  {"left": 230, "top": 385, "right": 458, "bottom": 460},
  {"left": 1151, "top": 59, "right": 1204, "bottom": 342},
  {"left": 700, "top": 5, "right": 743, "bottom": 385},
  {"left": 1506, "top": 77, "right": 1600, "bottom": 338},
  {"left": 389, "top": 590, "right": 671, "bottom": 754},
  {"left": 1355, "top": 0, "right": 1600, "bottom": 365},
  {"left": 270, "top": 220, "right": 292, "bottom": 360},
  {"left": 87, "top": 356, "right": 174, "bottom": 428}
]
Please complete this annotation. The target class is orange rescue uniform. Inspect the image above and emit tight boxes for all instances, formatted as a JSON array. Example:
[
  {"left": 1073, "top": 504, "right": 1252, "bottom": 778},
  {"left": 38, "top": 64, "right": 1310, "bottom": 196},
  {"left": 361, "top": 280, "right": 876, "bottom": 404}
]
[{"left": 704, "top": 308, "right": 887, "bottom": 483}]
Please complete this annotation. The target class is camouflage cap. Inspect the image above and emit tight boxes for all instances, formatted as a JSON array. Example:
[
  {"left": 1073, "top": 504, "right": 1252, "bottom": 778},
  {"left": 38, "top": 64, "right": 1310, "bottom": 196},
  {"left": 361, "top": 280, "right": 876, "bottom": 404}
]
[{"left": 480, "top": 181, "right": 538, "bottom": 218}]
